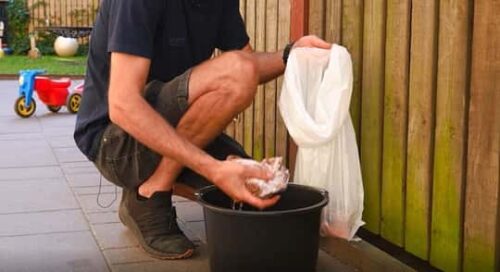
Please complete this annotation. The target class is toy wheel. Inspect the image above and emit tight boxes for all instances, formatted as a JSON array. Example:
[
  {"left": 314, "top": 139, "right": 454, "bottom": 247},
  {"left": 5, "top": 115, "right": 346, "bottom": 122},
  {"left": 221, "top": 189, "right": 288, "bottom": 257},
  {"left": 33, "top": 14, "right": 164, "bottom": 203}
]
[
  {"left": 14, "top": 96, "right": 36, "bottom": 118},
  {"left": 67, "top": 93, "right": 82, "bottom": 114},
  {"left": 47, "top": 105, "right": 62, "bottom": 113}
]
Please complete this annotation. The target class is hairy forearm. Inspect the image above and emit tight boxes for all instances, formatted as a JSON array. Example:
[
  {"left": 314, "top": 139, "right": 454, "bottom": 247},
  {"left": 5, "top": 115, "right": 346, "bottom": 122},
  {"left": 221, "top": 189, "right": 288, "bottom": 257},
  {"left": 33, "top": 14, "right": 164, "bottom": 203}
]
[
  {"left": 108, "top": 52, "right": 220, "bottom": 180},
  {"left": 253, "top": 50, "right": 285, "bottom": 84}
]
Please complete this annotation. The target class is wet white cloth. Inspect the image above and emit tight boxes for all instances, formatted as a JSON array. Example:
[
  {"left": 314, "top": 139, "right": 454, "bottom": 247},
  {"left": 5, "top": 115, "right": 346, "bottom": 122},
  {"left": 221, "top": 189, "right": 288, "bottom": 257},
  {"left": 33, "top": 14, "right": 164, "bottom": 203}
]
[
  {"left": 279, "top": 45, "right": 364, "bottom": 240},
  {"left": 228, "top": 156, "right": 289, "bottom": 199}
]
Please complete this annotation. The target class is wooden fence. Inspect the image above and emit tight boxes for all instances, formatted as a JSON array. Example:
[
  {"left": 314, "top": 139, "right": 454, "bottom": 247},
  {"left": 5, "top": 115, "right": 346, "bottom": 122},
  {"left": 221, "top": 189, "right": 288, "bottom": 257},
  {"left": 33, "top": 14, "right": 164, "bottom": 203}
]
[
  {"left": 224, "top": 0, "right": 291, "bottom": 164},
  {"left": 26, "top": 0, "right": 98, "bottom": 31},
  {"left": 26, "top": 0, "right": 500, "bottom": 271},
  {"left": 234, "top": 0, "right": 499, "bottom": 271}
]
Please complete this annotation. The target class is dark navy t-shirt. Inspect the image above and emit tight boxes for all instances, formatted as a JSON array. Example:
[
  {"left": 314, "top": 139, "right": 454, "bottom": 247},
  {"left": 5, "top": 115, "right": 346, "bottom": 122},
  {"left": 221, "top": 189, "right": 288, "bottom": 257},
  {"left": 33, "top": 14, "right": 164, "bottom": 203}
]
[{"left": 74, "top": 0, "right": 249, "bottom": 160}]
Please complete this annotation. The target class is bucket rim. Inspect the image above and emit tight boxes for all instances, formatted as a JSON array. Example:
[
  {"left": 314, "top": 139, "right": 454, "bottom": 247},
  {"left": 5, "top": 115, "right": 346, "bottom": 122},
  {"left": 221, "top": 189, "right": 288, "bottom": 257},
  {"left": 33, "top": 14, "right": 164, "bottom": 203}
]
[{"left": 196, "top": 183, "right": 329, "bottom": 216}]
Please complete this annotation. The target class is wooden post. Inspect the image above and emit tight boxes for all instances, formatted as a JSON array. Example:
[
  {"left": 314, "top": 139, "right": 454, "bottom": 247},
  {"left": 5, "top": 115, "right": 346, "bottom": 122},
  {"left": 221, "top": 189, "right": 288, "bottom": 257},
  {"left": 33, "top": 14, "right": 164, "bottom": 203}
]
[
  {"left": 405, "top": 0, "right": 438, "bottom": 261},
  {"left": 287, "top": 0, "right": 308, "bottom": 176},
  {"left": 381, "top": 0, "right": 411, "bottom": 247},
  {"left": 360, "top": 0, "right": 386, "bottom": 234},
  {"left": 463, "top": 0, "right": 500, "bottom": 270},
  {"left": 430, "top": 0, "right": 472, "bottom": 270}
]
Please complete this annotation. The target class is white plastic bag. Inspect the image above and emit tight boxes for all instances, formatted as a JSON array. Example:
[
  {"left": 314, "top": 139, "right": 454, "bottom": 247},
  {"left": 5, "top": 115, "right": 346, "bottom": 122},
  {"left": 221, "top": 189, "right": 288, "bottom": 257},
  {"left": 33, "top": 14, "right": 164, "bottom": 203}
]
[{"left": 278, "top": 45, "right": 364, "bottom": 240}]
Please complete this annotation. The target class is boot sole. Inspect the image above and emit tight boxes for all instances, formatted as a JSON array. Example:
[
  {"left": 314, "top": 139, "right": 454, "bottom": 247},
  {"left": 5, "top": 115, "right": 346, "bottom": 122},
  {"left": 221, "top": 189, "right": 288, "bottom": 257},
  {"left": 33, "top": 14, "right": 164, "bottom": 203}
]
[{"left": 119, "top": 203, "right": 194, "bottom": 260}]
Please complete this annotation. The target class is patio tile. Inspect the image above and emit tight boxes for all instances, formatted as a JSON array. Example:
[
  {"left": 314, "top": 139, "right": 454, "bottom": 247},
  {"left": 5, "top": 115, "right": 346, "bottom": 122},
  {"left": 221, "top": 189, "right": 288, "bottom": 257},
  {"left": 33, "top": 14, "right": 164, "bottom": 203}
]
[
  {"left": 46, "top": 135, "right": 78, "bottom": 148},
  {"left": 0, "top": 139, "right": 57, "bottom": 168},
  {"left": 86, "top": 211, "right": 120, "bottom": 225},
  {"left": 66, "top": 172, "right": 107, "bottom": 187},
  {"left": 0, "top": 166, "right": 62, "bottom": 181},
  {"left": 38, "top": 112, "right": 77, "bottom": 129},
  {"left": 109, "top": 244, "right": 209, "bottom": 272},
  {"left": 61, "top": 161, "right": 99, "bottom": 175},
  {"left": 42, "top": 126, "right": 76, "bottom": 137},
  {"left": 0, "top": 116, "right": 42, "bottom": 134},
  {"left": 77, "top": 192, "right": 121, "bottom": 213},
  {"left": 0, "top": 210, "right": 88, "bottom": 237},
  {"left": 172, "top": 195, "right": 191, "bottom": 203},
  {"left": 0, "top": 180, "right": 79, "bottom": 214},
  {"left": 0, "top": 231, "right": 108, "bottom": 272},
  {"left": 91, "top": 223, "right": 138, "bottom": 249},
  {"left": 73, "top": 185, "right": 118, "bottom": 196},
  {"left": 175, "top": 201, "right": 204, "bottom": 222},
  {"left": 0, "top": 81, "right": 20, "bottom": 117},
  {"left": 0, "top": 132, "right": 44, "bottom": 141},
  {"left": 103, "top": 247, "right": 156, "bottom": 265},
  {"left": 184, "top": 221, "right": 206, "bottom": 243},
  {"left": 53, "top": 146, "right": 89, "bottom": 163}
]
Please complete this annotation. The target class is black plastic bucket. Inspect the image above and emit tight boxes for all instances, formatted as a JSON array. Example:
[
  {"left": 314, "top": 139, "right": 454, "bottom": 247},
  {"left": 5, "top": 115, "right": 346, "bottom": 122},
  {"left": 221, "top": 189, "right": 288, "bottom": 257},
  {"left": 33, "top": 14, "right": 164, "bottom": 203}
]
[{"left": 197, "top": 183, "right": 328, "bottom": 272}]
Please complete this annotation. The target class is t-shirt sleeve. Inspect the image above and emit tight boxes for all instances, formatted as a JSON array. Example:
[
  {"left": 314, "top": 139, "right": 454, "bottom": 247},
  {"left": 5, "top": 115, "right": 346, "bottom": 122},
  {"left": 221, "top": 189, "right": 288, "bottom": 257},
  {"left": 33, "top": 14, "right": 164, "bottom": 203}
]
[
  {"left": 216, "top": 1, "right": 250, "bottom": 51},
  {"left": 107, "top": 0, "right": 164, "bottom": 59}
]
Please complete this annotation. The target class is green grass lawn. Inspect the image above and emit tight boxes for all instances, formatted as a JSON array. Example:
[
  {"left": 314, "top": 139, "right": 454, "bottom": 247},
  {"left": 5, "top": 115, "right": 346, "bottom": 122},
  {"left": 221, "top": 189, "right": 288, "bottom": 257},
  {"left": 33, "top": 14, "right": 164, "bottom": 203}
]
[{"left": 0, "top": 55, "right": 86, "bottom": 76}]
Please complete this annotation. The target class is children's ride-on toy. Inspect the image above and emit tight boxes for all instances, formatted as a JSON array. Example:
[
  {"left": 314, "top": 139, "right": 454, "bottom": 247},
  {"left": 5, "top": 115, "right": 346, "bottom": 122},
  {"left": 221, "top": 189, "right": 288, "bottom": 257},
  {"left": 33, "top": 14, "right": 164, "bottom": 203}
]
[{"left": 14, "top": 69, "right": 83, "bottom": 118}]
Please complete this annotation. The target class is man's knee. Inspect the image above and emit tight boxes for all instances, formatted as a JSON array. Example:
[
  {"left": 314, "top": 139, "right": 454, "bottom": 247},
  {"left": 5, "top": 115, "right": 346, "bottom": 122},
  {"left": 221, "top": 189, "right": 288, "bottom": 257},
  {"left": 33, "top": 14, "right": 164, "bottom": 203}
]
[
  {"left": 221, "top": 51, "right": 258, "bottom": 108},
  {"left": 224, "top": 51, "right": 258, "bottom": 85}
]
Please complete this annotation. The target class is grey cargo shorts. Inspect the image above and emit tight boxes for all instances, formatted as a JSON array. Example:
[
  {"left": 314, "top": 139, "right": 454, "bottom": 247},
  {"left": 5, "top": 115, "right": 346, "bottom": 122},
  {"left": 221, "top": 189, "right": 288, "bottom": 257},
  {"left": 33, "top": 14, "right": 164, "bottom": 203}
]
[{"left": 93, "top": 69, "right": 249, "bottom": 190}]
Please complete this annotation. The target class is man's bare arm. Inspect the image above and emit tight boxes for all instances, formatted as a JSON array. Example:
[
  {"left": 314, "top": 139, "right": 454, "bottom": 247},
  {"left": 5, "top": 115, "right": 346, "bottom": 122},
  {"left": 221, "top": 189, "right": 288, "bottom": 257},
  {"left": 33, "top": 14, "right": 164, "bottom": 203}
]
[
  {"left": 108, "top": 53, "right": 219, "bottom": 181},
  {"left": 242, "top": 35, "right": 331, "bottom": 83},
  {"left": 107, "top": 52, "right": 277, "bottom": 208}
]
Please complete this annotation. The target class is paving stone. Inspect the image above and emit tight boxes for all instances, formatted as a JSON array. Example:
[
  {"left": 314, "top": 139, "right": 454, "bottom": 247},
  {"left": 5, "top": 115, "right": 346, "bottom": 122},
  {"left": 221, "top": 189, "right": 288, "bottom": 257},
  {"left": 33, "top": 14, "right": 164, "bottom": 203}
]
[
  {"left": 66, "top": 172, "right": 107, "bottom": 187},
  {"left": 0, "top": 81, "right": 20, "bottom": 117},
  {"left": 0, "top": 180, "right": 79, "bottom": 214},
  {"left": 0, "top": 132, "right": 44, "bottom": 141},
  {"left": 53, "top": 146, "right": 89, "bottom": 163},
  {"left": 42, "top": 126, "right": 76, "bottom": 137},
  {"left": 184, "top": 221, "right": 206, "bottom": 243},
  {"left": 103, "top": 247, "right": 157, "bottom": 265},
  {"left": 91, "top": 223, "right": 138, "bottom": 250},
  {"left": 172, "top": 195, "right": 191, "bottom": 203},
  {"left": 0, "top": 139, "right": 57, "bottom": 168},
  {"left": 46, "top": 135, "right": 78, "bottom": 148},
  {"left": 175, "top": 201, "right": 204, "bottom": 222},
  {"left": 0, "top": 231, "right": 108, "bottom": 272},
  {"left": 0, "top": 116, "right": 42, "bottom": 134},
  {"left": 0, "top": 166, "right": 62, "bottom": 181},
  {"left": 86, "top": 211, "right": 120, "bottom": 225},
  {"left": 77, "top": 193, "right": 121, "bottom": 213},
  {"left": 73, "top": 185, "right": 118, "bottom": 196},
  {"left": 38, "top": 113, "right": 77, "bottom": 129},
  {"left": 61, "top": 161, "right": 99, "bottom": 175},
  {"left": 0, "top": 210, "right": 88, "bottom": 237},
  {"left": 110, "top": 244, "right": 209, "bottom": 272}
]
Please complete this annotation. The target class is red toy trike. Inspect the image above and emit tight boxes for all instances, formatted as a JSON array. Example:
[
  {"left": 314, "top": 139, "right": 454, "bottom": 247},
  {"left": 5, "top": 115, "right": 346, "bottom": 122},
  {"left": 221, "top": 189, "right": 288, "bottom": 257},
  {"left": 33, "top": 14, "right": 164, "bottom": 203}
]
[{"left": 14, "top": 69, "right": 83, "bottom": 118}]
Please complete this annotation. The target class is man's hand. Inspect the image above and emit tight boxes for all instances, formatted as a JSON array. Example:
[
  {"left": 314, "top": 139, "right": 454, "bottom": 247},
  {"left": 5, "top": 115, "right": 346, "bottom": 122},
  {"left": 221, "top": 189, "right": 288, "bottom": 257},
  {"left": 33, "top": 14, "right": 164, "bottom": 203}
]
[
  {"left": 210, "top": 160, "right": 280, "bottom": 210},
  {"left": 293, "top": 35, "right": 331, "bottom": 50}
]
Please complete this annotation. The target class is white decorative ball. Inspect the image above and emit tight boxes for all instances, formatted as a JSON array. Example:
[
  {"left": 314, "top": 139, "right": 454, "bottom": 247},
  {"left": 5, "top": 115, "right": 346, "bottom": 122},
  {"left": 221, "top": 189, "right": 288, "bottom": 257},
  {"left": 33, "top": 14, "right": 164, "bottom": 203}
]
[{"left": 54, "top": 36, "right": 79, "bottom": 57}]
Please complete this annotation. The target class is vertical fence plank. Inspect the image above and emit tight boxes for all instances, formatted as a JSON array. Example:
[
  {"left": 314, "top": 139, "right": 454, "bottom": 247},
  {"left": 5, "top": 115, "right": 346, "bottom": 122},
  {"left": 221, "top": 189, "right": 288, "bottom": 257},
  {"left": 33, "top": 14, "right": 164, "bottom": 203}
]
[
  {"left": 341, "top": 0, "right": 363, "bottom": 144},
  {"left": 463, "top": 0, "right": 500, "bottom": 270},
  {"left": 233, "top": 0, "right": 247, "bottom": 145},
  {"left": 324, "top": 0, "right": 341, "bottom": 43},
  {"left": 308, "top": 0, "right": 324, "bottom": 38},
  {"left": 243, "top": 0, "right": 256, "bottom": 156},
  {"left": 430, "top": 0, "right": 472, "bottom": 270},
  {"left": 381, "top": 0, "right": 411, "bottom": 247},
  {"left": 252, "top": 0, "right": 266, "bottom": 161},
  {"left": 275, "top": 0, "right": 291, "bottom": 162},
  {"left": 360, "top": 0, "right": 386, "bottom": 234},
  {"left": 264, "top": 0, "right": 278, "bottom": 158},
  {"left": 405, "top": 0, "right": 438, "bottom": 261}
]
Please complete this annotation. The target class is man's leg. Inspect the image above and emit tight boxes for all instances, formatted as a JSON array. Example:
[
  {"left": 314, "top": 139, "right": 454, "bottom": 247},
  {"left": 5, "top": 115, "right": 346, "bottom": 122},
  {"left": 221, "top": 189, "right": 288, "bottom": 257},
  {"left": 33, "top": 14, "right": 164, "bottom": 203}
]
[{"left": 138, "top": 51, "right": 258, "bottom": 197}]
